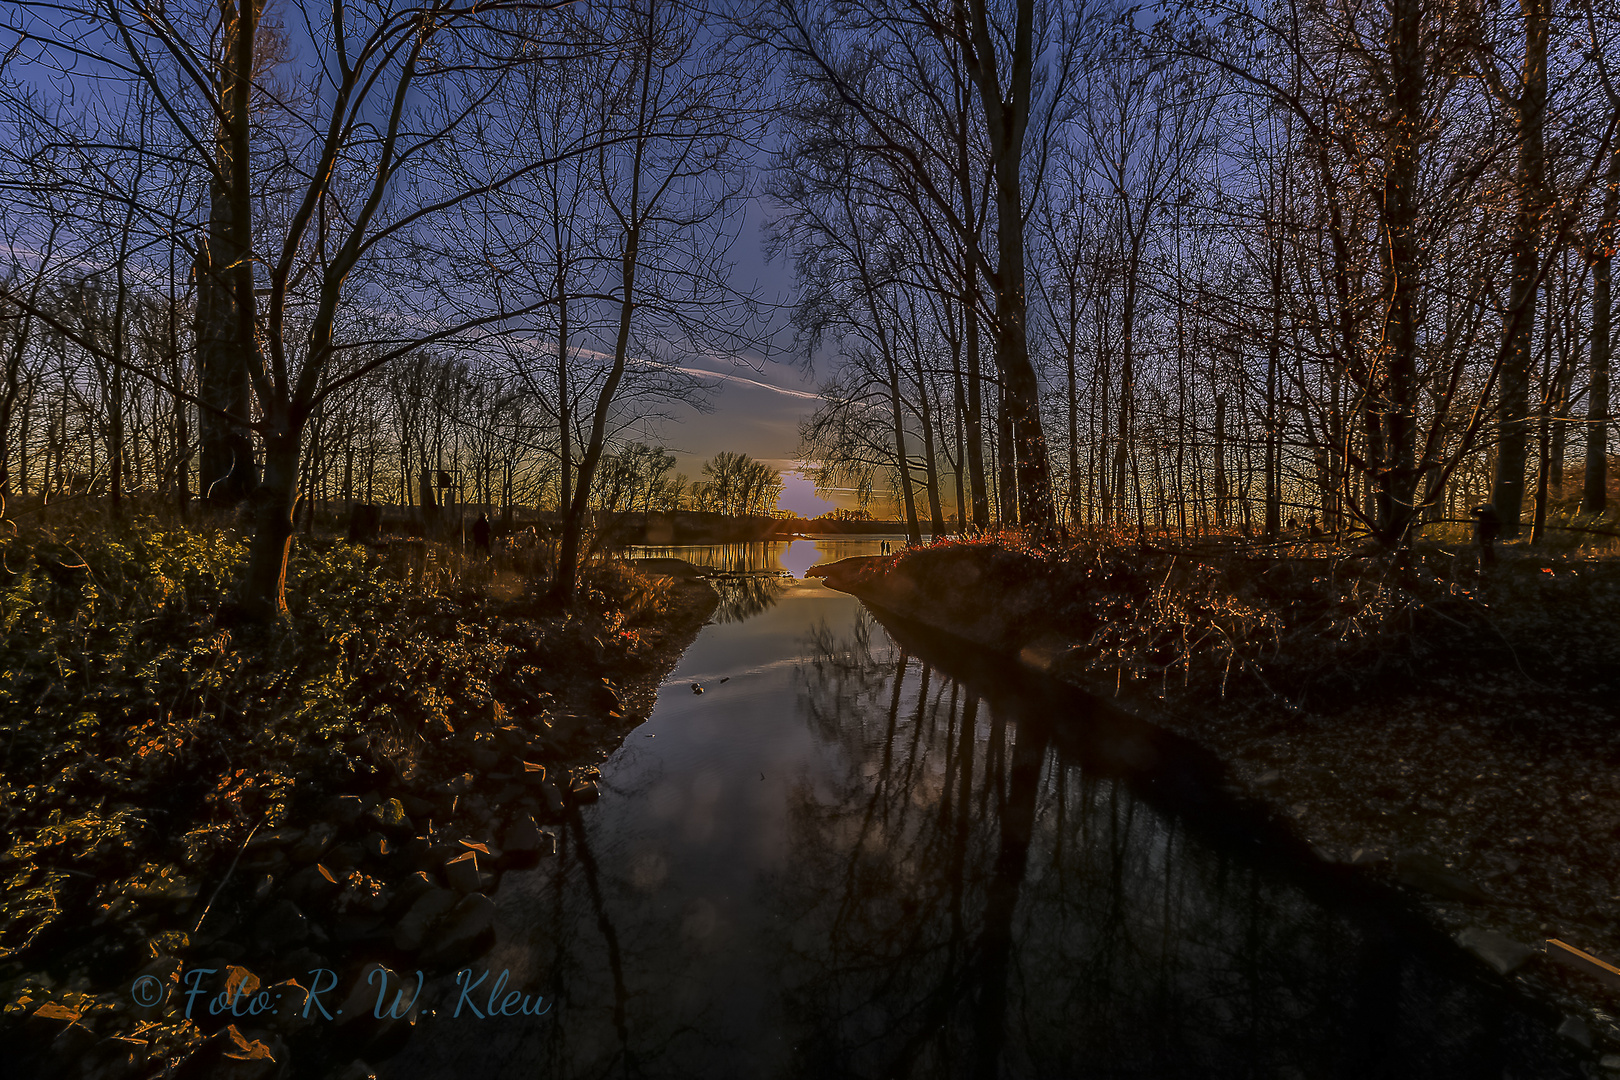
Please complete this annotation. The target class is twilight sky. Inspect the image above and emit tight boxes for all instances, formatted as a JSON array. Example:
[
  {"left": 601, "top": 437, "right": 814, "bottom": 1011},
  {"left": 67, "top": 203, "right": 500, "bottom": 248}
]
[{"left": 636, "top": 201, "right": 852, "bottom": 519}]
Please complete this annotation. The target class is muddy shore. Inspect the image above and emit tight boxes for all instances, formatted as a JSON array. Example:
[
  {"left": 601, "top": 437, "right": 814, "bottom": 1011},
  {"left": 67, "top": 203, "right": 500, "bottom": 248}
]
[{"left": 813, "top": 541, "right": 1620, "bottom": 1069}]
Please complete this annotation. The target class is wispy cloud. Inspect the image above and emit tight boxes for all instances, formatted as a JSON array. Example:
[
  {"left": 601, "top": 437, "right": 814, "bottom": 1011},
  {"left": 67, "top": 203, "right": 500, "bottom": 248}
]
[{"left": 671, "top": 366, "right": 822, "bottom": 401}]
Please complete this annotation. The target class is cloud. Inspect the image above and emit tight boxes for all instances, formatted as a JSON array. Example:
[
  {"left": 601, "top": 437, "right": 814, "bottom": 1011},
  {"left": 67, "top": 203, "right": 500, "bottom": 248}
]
[{"left": 670, "top": 366, "right": 822, "bottom": 401}]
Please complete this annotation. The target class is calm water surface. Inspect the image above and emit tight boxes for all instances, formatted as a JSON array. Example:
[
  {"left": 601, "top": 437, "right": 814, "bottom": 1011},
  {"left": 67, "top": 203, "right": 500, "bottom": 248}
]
[{"left": 383, "top": 538, "right": 1576, "bottom": 1079}]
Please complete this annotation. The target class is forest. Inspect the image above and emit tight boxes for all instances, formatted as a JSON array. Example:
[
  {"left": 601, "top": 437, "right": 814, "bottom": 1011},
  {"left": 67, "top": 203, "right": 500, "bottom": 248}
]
[{"left": 0, "top": 0, "right": 1612, "bottom": 604}]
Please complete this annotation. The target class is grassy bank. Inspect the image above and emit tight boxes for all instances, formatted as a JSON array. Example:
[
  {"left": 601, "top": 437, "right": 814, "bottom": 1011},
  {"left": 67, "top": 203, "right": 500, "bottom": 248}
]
[
  {"left": 820, "top": 534, "right": 1620, "bottom": 1055},
  {"left": 0, "top": 509, "right": 717, "bottom": 1078}
]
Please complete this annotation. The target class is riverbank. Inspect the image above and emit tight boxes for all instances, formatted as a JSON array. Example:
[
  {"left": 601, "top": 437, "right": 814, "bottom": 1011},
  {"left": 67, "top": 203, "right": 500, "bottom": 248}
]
[
  {"left": 0, "top": 512, "right": 717, "bottom": 1078},
  {"left": 814, "top": 537, "right": 1620, "bottom": 1063}
]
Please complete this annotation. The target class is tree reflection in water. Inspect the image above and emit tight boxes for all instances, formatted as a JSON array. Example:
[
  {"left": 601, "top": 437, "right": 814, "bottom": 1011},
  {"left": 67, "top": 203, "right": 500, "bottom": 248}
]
[
  {"left": 706, "top": 570, "right": 790, "bottom": 623},
  {"left": 769, "top": 617, "right": 1576, "bottom": 1080},
  {"left": 384, "top": 581, "right": 1579, "bottom": 1080}
]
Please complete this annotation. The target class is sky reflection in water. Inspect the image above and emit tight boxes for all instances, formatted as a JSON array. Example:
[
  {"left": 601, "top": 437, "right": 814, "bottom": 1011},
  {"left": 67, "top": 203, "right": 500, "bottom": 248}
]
[{"left": 381, "top": 538, "right": 1577, "bottom": 1080}]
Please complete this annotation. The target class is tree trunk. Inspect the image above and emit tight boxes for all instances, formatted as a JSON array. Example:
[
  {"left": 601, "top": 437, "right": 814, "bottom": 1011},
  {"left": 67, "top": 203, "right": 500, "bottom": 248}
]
[
  {"left": 195, "top": 0, "right": 260, "bottom": 507},
  {"left": 996, "top": 390, "right": 1015, "bottom": 525},
  {"left": 1214, "top": 392, "right": 1227, "bottom": 530},
  {"left": 1265, "top": 230, "right": 1283, "bottom": 537},
  {"left": 912, "top": 351, "right": 946, "bottom": 537},
  {"left": 1584, "top": 143, "right": 1616, "bottom": 515},
  {"left": 1490, "top": 0, "right": 1548, "bottom": 539},
  {"left": 889, "top": 355, "right": 923, "bottom": 546},
  {"left": 555, "top": 219, "right": 640, "bottom": 603},
  {"left": 239, "top": 426, "right": 300, "bottom": 619},
  {"left": 1065, "top": 287, "right": 1081, "bottom": 529},
  {"left": 1368, "top": 0, "right": 1425, "bottom": 547},
  {"left": 951, "top": 337, "right": 969, "bottom": 529},
  {"left": 557, "top": 280, "right": 572, "bottom": 526},
  {"left": 954, "top": 70, "right": 991, "bottom": 530},
  {"left": 964, "top": 0, "right": 1054, "bottom": 534}
]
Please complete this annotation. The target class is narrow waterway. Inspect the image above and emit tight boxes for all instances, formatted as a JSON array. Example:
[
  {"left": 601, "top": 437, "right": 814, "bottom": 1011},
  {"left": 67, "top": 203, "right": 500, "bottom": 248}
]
[{"left": 383, "top": 538, "right": 1578, "bottom": 1079}]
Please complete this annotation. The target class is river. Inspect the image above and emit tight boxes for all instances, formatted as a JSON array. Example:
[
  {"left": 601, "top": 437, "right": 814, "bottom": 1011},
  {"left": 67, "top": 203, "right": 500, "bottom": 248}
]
[{"left": 380, "top": 537, "right": 1578, "bottom": 1079}]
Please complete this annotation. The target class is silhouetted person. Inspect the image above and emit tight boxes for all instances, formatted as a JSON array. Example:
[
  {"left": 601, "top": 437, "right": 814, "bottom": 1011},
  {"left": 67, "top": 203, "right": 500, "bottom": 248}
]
[
  {"left": 1308, "top": 516, "right": 1324, "bottom": 538},
  {"left": 1473, "top": 503, "right": 1500, "bottom": 564},
  {"left": 472, "top": 512, "right": 492, "bottom": 557}
]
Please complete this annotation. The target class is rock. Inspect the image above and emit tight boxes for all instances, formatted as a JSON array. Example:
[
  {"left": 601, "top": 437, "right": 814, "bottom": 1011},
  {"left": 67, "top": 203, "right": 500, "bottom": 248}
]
[
  {"left": 592, "top": 680, "right": 623, "bottom": 714},
  {"left": 280, "top": 948, "right": 327, "bottom": 978},
  {"left": 1394, "top": 852, "right": 1490, "bottom": 904},
  {"left": 1255, "top": 769, "right": 1281, "bottom": 786},
  {"left": 284, "top": 863, "right": 340, "bottom": 905},
  {"left": 393, "top": 888, "right": 459, "bottom": 952},
  {"left": 24, "top": 1001, "right": 83, "bottom": 1046},
  {"left": 50, "top": 1019, "right": 100, "bottom": 1064},
  {"left": 366, "top": 798, "right": 413, "bottom": 836},
  {"left": 569, "top": 778, "right": 600, "bottom": 804},
  {"left": 264, "top": 980, "right": 316, "bottom": 1036},
  {"left": 290, "top": 824, "right": 335, "bottom": 864},
  {"left": 171, "top": 1025, "right": 280, "bottom": 1080},
  {"left": 241, "top": 848, "right": 287, "bottom": 875},
  {"left": 18, "top": 999, "right": 93, "bottom": 1061},
  {"left": 1456, "top": 927, "right": 1534, "bottom": 975},
  {"left": 438, "top": 773, "right": 476, "bottom": 796},
  {"left": 494, "top": 783, "right": 525, "bottom": 805},
  {"left": 424, "top": 839, "right": 464, "bottom": 868},
  {"left": 405, "top": 836, "right": 437, "bottom": 872},
  {"left": 332, "top": 906, "right": 388, "bottom": 939},
  {"left": 332, "top": 962, "right": 401, "bottom": 1029},
  {"left": 324, "top": 843, "right": 361, "bottom": 872},
  {"left": 245, "top": 827, "right": 303, "bottom": 851},
  {"left": 332, "top": 1060, "right": 377, "bottom": 1080},
  {"left": 444, "top": 851, "right": 482, "bottom": 893},
  {"left": 330, "top": 796, "right": 365, "bottom": 827},
  {"left": 470, "top": 747, "right": 501, "bottom": 771},
  {"left": 1347, "top": 847, "right": 1387, "bottom": 867},
  {"left": 255, "top": 901, "right": 308, "bottom": 949},
  {"left": 1309, "top": 843, "right": 1342, "bottom": 864},
  {"left": 86, "top": 1034, "right": 149, "bottom": 1080},
  {"left": 398, "top": 870, "right": 435, "bottom": 901},
  {"left": 204, "top": 940, "right": 246, "bottom": 963},
  {"left": 224, "top": 964, "right": 261, "bottom": 1002},
  {"left": 419, "top": 894, "right": 497, "bottom": 967},
  {"left": 540, "top": 782, "right": 565, "bottom": 818},
  {"left": 520, "top": 762, "right": 547, "bottom": 786},
  {"left": 1556, "top": 1015, "right": 1593, "bottom": 1049},
  {"left": 402, "top": 795, "right": 434, "bottom": 820},
  {"left": 502, "top": 815, "right": 555, "bottom": 860},
  {"left": 1599, "top": 1053, "right": 1620, "bottom": 1072},
  {"left": 363, "top": 832, "right": 390, "bottom": 861}
]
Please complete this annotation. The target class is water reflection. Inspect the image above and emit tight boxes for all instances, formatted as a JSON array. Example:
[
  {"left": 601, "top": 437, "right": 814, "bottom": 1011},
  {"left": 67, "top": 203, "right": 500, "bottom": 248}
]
[
  {"left": 706, "top": 571, "right": 790, "bottom": 624},
  {"left": 629, "top": 541, "right": 795, "bottom": 574},
  {"left": 380, "top": 542, "right": 1577, "bottom": 1080}
]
